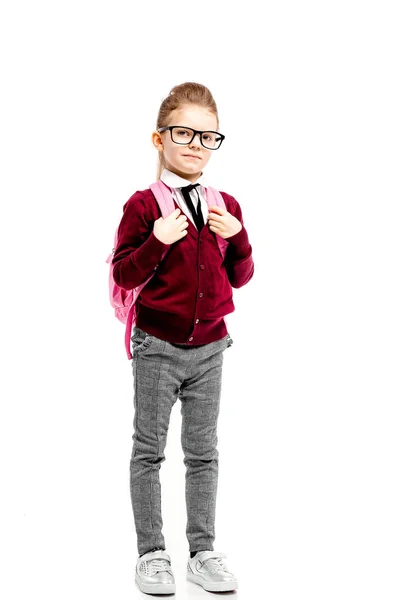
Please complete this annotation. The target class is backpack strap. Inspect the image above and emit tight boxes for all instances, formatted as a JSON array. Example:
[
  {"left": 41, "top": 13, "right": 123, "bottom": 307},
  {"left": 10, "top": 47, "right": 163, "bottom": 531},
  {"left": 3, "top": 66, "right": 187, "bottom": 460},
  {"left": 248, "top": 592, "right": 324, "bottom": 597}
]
[
  {"left": 124, "top": 304, "right": 136, "bottom": 360},
  {"left": 124, "top": 181, "right": 175, "bottom": 359},
  {"left": 204, "top": 186, "right": 229, "bottom": 336},
  {"left": 206, "top": 186, "right": 230, "bottom": 261},
  {"left": 150, "top": 180, "right": 176, "bottom": 217}
]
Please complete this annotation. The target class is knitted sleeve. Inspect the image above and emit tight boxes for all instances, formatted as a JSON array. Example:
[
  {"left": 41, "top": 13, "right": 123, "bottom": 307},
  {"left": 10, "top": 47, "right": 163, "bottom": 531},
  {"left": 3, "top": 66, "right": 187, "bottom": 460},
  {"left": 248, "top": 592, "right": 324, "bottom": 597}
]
[{"left": 220, "top": 192, "right": 255, "bottom": 289}]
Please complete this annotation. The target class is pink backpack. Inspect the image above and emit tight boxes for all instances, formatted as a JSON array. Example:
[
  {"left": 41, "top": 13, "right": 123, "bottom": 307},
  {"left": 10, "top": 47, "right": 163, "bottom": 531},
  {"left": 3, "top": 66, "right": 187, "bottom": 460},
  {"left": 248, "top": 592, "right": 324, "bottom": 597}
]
[{"left": 106, "top": 180, "right": 230, "bottom": 359}]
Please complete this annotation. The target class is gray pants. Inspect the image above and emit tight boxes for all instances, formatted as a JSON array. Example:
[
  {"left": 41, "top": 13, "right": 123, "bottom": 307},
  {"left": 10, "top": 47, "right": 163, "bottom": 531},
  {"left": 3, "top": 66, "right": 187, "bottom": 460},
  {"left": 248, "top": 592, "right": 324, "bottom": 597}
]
[{"left": 129, "top": 326, "right": 233, "bottom": 557}]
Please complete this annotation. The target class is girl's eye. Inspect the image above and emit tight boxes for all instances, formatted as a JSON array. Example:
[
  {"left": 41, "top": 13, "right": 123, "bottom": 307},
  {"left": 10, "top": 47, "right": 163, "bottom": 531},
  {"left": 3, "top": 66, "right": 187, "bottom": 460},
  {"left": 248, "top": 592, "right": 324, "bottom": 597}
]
[{"left": 176, "top": 129, "right": 191, "bottom": 137}]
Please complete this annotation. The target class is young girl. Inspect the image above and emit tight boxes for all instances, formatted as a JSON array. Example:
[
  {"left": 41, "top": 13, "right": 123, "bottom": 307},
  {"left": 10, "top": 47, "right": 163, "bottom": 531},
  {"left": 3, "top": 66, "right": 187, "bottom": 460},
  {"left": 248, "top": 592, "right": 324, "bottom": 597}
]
[{"left": 112, "top": 82, "right": 254, "bottom": 595}]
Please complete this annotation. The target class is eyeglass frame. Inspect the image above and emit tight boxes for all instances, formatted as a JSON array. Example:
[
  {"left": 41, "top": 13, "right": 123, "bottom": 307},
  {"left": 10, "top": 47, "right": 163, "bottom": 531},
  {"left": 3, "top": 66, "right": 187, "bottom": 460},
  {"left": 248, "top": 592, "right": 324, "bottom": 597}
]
[{"left": 157, "top": 126, "right": 225, "bottom": 150}]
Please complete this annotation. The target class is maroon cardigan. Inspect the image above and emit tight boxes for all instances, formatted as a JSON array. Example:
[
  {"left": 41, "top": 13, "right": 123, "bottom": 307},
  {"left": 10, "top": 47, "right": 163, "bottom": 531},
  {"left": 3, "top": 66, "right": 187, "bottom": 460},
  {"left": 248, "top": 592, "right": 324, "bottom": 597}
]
[{"left": 112, "top": 188, "right": 254, "bottom": 345}]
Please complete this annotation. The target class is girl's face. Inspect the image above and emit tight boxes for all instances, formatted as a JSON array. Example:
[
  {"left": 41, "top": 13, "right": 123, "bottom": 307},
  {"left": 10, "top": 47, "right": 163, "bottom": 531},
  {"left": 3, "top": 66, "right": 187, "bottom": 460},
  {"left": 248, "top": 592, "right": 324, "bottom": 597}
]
[{"left": 153, "top": 104, "right": 218, "bottom": 183}]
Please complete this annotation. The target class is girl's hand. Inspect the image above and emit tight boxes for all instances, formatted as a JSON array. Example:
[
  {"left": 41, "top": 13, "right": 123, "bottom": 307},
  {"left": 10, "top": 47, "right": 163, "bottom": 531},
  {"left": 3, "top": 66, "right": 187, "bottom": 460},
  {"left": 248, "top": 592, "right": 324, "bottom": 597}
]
[
  {"left": 207, "top": 206, "right": 242, "bottom": 239},
  {"left": 153, "top": 208, "right": 189, "bottom": 244}
]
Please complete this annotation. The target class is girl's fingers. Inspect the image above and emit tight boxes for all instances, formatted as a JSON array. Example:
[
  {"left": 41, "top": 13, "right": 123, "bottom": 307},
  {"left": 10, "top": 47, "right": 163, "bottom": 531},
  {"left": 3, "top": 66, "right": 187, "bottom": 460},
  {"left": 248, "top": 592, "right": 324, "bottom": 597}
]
[
  {"left": 209, "top": 205, "right": 225, "bottom": 214},
  {"left": 208, "top": 214, "right": 223, "bottom": 222}
]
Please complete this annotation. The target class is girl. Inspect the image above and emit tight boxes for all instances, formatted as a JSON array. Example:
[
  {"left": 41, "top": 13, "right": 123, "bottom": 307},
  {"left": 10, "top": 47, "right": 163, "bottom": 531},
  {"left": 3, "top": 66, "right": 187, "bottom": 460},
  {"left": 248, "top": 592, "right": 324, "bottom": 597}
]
[{"left": 112, "top": 82, "right": 254, "bottom": 594}]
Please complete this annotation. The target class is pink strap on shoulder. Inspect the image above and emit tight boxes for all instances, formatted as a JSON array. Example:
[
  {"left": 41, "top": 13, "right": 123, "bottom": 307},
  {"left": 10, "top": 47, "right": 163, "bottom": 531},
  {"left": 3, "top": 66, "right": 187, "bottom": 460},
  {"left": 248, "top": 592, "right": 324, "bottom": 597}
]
[
  {"left": 150, "top": 180, "right": 176, "bottom": 217},
  {"left": 206, "top": 187, "right": 230, "bottom": 260},
  {"left": 124, "top": 181, "right": 174, "bottom": 359},
  {"left": 206, "top": 186, "right": 225, "bottom": 209}
]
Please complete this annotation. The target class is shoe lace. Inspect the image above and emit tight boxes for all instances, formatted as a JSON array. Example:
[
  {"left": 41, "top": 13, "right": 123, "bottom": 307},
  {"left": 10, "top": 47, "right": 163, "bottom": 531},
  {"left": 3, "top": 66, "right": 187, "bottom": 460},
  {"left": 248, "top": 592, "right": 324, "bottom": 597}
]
[
  {"left": 148, "top": 558, "right": 170, "bottom": 575},
  {"left": 206, "top": 557, "right": 229, "bottom": 575}
]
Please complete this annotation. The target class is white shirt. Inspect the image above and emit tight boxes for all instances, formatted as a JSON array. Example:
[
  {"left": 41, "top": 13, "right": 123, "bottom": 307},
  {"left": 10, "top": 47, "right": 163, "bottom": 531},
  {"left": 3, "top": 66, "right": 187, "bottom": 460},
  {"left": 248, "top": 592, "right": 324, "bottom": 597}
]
[{"left": 160, "top": 168, "right": 209, "bottom": 230}]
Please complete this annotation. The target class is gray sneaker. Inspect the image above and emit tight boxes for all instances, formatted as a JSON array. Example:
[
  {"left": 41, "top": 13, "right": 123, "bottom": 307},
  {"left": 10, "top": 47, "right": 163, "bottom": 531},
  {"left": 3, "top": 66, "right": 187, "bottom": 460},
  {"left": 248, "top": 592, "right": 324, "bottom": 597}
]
[
  {"left": 135, "top": 549, "right": 176, "bottom": 595},
  {"left": 186, "top": 550, "right": 238, "bottom": 592}
]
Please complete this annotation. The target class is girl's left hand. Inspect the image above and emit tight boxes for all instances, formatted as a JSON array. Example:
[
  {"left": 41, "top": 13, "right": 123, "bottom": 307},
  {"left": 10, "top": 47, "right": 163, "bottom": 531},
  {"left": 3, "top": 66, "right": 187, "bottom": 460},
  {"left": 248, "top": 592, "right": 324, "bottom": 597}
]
[{"left": 207, "top": 206, "right": 243, "bottom": 239}]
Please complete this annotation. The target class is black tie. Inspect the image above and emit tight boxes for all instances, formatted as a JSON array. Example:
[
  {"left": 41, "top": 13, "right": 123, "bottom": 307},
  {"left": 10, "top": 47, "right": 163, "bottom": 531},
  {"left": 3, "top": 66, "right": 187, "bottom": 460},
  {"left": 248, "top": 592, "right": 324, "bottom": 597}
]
[{"left": 180, "top": 183, "right": 204, "bottom": 231}]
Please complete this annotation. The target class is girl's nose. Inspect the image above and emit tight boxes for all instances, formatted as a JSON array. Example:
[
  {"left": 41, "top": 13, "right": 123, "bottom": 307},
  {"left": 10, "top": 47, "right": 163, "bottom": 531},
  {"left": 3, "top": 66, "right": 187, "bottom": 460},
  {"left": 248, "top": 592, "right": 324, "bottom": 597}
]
[{"left": 189, "top": 133, "right": 202, "bottom": 148}]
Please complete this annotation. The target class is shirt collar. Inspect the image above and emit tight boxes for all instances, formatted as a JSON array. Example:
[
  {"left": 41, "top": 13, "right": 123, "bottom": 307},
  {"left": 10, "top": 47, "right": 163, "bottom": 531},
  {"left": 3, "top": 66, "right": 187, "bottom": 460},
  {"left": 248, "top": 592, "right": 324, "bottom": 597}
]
[{"left": 160, "top": 168, "right": 209, "bottom": 189}]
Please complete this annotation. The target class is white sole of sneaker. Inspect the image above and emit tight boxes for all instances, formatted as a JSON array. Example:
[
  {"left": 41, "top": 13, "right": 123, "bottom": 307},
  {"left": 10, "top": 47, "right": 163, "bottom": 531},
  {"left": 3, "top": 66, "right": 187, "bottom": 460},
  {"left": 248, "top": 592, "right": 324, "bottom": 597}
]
[
  {"left": 187, "top": 572, "right": 238, "bottom": 592},
  {"left": 135, "top": 573, "right": 176, "bottom": 595}
]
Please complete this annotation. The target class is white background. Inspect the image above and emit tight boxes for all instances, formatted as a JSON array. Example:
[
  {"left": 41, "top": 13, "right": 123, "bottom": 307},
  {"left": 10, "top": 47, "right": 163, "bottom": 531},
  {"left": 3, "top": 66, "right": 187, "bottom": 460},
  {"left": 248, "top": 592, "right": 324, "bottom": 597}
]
[{"left": 1, "top": 1, "right": 399, "bottom": 599}]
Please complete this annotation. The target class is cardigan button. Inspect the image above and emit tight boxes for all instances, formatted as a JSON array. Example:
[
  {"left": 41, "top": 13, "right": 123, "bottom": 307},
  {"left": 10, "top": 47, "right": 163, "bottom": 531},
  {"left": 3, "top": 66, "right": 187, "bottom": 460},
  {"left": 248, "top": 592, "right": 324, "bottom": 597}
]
[
  {"left": 188, "top": 336, "right": 193, "bottom": 342},
  {"left": 199, "top": 264, "right": 205, "bottom": 270},
  {"left": 198, "top": 292, "right": 203, "bottom": 298},
  {"left": 195, "top": 319, "right": 199, "bottom": 324}
]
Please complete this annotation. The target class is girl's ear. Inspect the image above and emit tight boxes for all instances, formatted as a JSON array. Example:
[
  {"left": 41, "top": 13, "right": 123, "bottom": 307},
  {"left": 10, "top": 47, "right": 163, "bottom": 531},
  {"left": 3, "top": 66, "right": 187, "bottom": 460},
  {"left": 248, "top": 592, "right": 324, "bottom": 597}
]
[{"left": 152, "top": 131, "right": 163, "bottom": 151}]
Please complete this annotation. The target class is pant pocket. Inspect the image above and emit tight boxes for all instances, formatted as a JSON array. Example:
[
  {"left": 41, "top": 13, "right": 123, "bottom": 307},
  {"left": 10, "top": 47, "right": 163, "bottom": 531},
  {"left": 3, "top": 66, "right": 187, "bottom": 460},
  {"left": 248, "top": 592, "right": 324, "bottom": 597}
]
[{"left": 131, "top": 327, "right": 154, "bottom": 356}]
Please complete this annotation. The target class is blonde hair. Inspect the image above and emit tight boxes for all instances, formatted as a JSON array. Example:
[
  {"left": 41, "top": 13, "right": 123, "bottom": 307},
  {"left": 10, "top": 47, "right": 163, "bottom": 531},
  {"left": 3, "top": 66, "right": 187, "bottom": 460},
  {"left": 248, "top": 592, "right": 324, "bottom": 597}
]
[{"left": 155, "top": 82, "right": 220, "bottom": 180}]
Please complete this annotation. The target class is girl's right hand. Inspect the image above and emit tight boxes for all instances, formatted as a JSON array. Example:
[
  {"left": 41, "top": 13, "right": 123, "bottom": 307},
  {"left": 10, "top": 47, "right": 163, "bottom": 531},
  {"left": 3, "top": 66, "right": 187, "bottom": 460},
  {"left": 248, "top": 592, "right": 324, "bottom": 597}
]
[{"left": 153, "top": 208, "right": 189, "bottom": 244}]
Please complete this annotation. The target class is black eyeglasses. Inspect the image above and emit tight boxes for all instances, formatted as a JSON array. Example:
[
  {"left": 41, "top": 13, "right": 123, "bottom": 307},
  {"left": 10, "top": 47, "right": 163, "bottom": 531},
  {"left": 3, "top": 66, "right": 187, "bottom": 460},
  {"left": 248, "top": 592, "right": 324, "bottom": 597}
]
[{"left": 158, "top": 126, "right": 225, "bottom": 150}]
